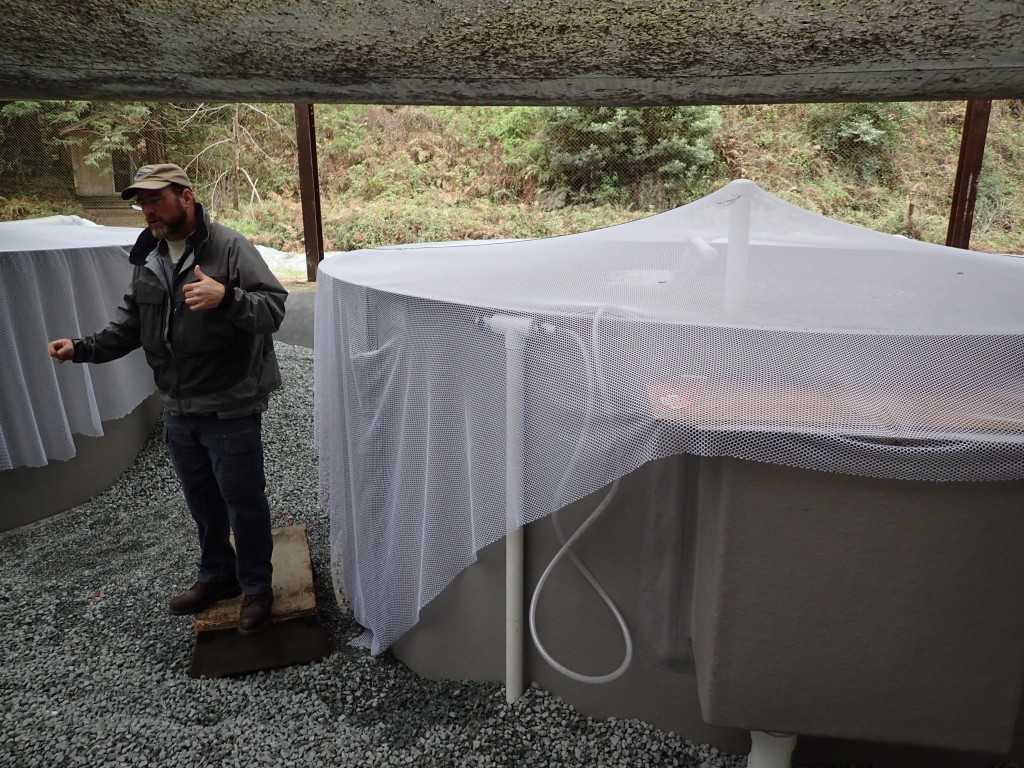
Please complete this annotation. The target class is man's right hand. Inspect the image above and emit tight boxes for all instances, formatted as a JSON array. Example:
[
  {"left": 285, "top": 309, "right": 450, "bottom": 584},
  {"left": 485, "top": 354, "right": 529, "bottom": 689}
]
[{"left": 47, "top": 338, "right": 75, "bottom": 364}]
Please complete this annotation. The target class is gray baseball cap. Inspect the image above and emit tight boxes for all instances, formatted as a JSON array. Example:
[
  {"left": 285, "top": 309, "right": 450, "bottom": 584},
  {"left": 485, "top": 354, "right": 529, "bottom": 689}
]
[{"left": 120, "top": 163, "right": 193, "bottom": 200}]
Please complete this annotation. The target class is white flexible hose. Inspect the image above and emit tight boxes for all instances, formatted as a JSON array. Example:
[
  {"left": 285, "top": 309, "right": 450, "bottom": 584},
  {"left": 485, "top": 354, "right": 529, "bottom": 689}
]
[
  {"left": 528, "top": 478, "right": 633, "bottom": 684},
  {"left": 526, "top": 308, "right": 639, "bottom": 684}
]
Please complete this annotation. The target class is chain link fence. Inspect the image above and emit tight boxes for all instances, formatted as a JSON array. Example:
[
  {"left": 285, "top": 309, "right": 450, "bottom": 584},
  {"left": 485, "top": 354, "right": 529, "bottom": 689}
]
[{"left": 1, "top": 100, "right": 1021, "bottom": 254}]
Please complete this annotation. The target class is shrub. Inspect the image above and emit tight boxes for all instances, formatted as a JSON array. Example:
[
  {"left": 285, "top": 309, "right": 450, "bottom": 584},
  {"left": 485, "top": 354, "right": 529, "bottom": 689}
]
[
  {"left": 807, "top": 102, "right": 913, "bottom": 181},
  {"left": 536, "top": 106, "right": 722, "bottom": 207},
  {"left": 0, "top": 194, "right": 85, "bottom": 221}
]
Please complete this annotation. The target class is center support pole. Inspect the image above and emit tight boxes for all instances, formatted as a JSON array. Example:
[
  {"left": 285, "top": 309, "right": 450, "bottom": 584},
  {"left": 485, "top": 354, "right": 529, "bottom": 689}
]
[{"left": 724, "top": 179, "right": 753, "bottom": 317}]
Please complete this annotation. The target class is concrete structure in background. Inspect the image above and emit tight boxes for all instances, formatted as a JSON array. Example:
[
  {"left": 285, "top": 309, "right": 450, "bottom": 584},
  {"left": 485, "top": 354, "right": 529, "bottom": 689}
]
[{"left": 66, "top": 149, "right": 139, "bottom": 227}]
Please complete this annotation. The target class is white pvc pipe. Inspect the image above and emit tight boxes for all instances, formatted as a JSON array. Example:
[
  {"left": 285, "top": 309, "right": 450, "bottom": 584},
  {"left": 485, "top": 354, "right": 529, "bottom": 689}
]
[
  {"left": 725, "top": 180, "right": 753, "bottom": 316},
  {"left": 687, "top": 236, "right": 718, "bottom": 261},
  {"left": 483, "top": 315, "right": 535, "bottom": 704},
  {"left": 505, "top": 525, "right": 524, "bottom": 702},
  {"left": 747, "top": 731, "right": 797, "bottom": 768}
]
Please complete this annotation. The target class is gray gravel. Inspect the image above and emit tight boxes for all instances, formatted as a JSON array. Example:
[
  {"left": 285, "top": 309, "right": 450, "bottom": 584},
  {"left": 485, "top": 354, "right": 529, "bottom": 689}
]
[
  {"left": 0, "top": 344, "right": 748, "bottom": 768},
  {"left": 3, "top": 343, "right": 1018, "bottom": 768}
]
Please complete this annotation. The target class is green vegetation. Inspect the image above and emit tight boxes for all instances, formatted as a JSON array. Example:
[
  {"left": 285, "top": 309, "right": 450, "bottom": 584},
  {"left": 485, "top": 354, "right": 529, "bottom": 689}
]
[
  {"left": 538, "top": 106, "right": 721, "bottom": 207},
  {"left": 2, "top": 100, "right": 1022, "bottom": 255},
  {"left": 806, "top": 102, "right": 912, "bottom": 182}
]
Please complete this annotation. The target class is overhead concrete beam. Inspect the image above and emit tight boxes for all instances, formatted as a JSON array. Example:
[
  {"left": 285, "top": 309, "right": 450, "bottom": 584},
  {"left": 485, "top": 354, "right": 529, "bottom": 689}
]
[{"left": 3, "top": 0, "right": 1022, "bottom": 105}]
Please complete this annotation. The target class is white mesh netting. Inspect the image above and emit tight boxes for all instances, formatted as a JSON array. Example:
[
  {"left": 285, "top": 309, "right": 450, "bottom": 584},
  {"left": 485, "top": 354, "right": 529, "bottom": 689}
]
[
  {"left": 0, "top": 217, "right": 154, "bottom": 470},
  {"left": 313, "top": 179, "right": 1024, "bottom": 655}
]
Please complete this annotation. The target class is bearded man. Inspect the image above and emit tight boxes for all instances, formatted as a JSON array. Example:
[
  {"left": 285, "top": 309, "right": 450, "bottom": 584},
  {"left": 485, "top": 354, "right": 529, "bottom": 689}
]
[{"left": 48, "top": 163, "right": 287, "bottom": 634}]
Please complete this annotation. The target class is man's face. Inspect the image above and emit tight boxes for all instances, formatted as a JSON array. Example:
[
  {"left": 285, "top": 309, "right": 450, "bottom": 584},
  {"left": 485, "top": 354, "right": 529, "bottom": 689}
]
[{"left": 136, "top": 188, "right": 189, "bottom": 240}]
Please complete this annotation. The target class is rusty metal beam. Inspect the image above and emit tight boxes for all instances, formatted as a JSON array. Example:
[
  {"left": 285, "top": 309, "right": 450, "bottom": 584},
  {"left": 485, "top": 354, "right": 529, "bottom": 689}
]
[
  {"left": 294, "top": 103, "right": 324, "bottom": 282},
  {"left": 946, "top": 100, "right": 992, "bottom": 250}
]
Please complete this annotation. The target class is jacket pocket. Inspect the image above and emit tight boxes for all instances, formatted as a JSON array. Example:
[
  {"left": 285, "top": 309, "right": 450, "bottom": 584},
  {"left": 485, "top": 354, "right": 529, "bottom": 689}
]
[
  {"left": 134, "top": 282, "right": 167, "bottom": 356},
  {"left": 173, "top": 276, "right": 237, "bottom": 356}
]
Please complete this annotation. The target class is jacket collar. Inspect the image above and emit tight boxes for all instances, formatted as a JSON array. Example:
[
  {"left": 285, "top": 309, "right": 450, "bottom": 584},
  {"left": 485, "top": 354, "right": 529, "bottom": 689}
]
[{"left": 128, "top": 202, "right": 211, "bottom": 266}]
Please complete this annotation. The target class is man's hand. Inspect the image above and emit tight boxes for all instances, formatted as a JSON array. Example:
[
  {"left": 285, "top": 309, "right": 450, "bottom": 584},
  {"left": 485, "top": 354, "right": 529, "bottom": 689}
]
[
  {"left": 47, "top": 338, "right": 75, "bottom": 364},
  {"left": 183, "top": 265, "right": 226, "bottom": 311}
]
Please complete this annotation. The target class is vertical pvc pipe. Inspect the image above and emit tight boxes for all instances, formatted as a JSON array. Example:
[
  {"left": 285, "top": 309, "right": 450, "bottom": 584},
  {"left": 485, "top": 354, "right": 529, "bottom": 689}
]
[
  {"left": 747, "top": 731, "right": 797, "bottom": 768},
  {"left": 725, "top": 180, "right": 753, "bottom": 317},
  {"left": 502, "top": 326, "right": 528, "bottom": 703},
  {"left": 482, "top": 314, "right": 536, "bottom": 703},
  {"left": 505, "top": 524, "right": 524, "bottom": 702}
]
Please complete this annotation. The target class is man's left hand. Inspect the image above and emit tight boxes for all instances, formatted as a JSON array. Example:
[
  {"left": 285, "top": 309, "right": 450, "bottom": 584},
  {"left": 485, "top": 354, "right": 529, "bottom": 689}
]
[{"left": 183, "top": 265, "right": 226, "bottom": 311}]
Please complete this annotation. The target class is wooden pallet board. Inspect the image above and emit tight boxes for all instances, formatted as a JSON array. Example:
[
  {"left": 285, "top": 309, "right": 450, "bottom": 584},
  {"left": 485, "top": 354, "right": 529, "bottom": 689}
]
[{"left": 188, "top": 523, "right": 329, "bottom": 678}]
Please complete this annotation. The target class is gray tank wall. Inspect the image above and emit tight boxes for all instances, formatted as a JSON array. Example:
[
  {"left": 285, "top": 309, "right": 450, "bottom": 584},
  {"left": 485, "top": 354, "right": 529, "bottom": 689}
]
[
  {"left": 392, "top": 455, "right": 1024, "bottom": 766},
  {"left": 692, "top": 457, "right": 1024, "bottom": 753},
  {"left": 0, "top": 394, "right": 163, "bottom": 532}
]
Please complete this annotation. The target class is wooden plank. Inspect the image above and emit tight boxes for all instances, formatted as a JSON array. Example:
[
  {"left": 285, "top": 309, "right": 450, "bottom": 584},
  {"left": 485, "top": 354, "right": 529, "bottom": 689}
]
[
  {"left": 188, "top": 523, "right": 329, "bottom": 678},
  {"left": 195, "top": 523, "right": 317, "bottom": 632},
  {"left": 188, "top": 617, "right": 329, "bottom": 679}
]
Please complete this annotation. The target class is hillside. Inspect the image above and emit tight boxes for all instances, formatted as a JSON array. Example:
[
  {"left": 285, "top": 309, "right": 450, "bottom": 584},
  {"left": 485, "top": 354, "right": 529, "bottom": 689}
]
[
  {"left": 218, "top": 101, "right": 1023, "bottom": 256},
  {"left": 3, "top": 100, "right": 1022, "bottom": 255}
]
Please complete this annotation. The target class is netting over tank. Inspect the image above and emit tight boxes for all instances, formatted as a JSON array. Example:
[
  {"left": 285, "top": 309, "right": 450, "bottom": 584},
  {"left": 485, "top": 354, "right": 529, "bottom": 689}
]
[
  {"left": 313, "top": 179, "right": 1024, "bottom": 655},
  {"left": 0, "top": 217, "right": 153, "bottom": 470}
]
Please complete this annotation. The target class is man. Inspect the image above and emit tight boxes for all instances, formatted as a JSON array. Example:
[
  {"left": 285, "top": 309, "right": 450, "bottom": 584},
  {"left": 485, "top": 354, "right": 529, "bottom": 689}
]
[{"left": 48, "top": 163, "right": 287, "bottom": 634}]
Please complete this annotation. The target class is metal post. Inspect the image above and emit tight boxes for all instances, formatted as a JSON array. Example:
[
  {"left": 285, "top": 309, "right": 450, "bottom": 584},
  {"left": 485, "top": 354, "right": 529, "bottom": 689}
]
[
  {"left": 946, "top": 100, "right": 991, "bottom": 250},
  {"left": 294, "top": 103, "right": 324, "bottom": 281}
]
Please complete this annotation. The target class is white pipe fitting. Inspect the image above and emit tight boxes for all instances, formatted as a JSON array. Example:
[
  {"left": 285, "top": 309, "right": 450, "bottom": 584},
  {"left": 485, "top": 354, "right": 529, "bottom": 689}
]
[{"left": 747, "top": 731, "right": 797, "bottom": 768}]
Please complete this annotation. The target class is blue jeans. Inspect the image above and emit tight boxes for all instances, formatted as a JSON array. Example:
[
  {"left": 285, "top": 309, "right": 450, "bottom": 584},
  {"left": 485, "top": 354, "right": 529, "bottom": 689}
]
[{"left": 164, "top": 411, "right": 273, "bottom": 595}]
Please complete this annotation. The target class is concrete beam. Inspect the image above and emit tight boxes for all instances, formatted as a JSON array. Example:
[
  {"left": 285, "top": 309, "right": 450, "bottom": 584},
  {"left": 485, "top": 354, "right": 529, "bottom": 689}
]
[{"left": 3, "top": 1, "right": 1022, "bottom": 105}]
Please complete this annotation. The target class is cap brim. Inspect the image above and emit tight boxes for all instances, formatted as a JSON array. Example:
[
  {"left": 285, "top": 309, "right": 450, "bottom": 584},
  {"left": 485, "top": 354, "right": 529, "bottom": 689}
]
[{"left": 120, "top": 179, "right": 173, "bottom": 200}]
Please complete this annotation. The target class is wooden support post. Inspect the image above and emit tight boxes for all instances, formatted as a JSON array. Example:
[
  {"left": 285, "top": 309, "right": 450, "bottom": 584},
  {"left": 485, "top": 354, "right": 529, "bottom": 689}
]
[
  {"left": 188, "top": 524, "right": 329, "bottom": 678},
  {"left": 295, "top": 103, "right": 325, "bottom": 282},
  {"left": 946, "top": 100, "right": 991, "bottom": 250}
]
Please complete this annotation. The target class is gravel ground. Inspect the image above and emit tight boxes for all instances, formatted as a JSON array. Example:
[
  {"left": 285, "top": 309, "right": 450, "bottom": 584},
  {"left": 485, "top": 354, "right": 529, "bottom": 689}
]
[{"left": 0, "top": 343, "right": 751, "bottom": 768}]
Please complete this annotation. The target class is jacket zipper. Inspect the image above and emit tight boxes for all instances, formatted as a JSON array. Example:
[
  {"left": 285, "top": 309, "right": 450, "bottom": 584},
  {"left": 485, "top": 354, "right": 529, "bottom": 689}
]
[{"left": 170, "top": 230, "right": 209, "bottom": 415}]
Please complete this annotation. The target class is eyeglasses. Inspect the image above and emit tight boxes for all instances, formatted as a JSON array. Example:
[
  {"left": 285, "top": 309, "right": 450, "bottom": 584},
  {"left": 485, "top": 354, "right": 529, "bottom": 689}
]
[{"left": 131, "top": 190, "right": 175, "bottom": 211}]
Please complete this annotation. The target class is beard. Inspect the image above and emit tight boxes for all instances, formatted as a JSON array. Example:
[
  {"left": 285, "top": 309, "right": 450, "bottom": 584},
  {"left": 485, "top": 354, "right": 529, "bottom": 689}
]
[{"left": 148, "top": 201, "right": 189, "bottom": 241}]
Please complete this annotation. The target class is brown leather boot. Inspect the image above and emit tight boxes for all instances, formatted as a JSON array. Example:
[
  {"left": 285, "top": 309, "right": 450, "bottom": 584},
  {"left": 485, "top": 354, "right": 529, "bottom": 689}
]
[
  {"left": 167, "top": 579, "right": 241, "bottom": 615},
  {"left": 238, "top": 592, "right": 274, "bottom": 634}
]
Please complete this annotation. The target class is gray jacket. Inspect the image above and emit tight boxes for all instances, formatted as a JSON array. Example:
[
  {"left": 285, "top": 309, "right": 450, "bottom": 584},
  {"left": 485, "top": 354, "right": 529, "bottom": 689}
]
[{"left": 74, "top": 204, "right": 288, "bottom": 417}]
